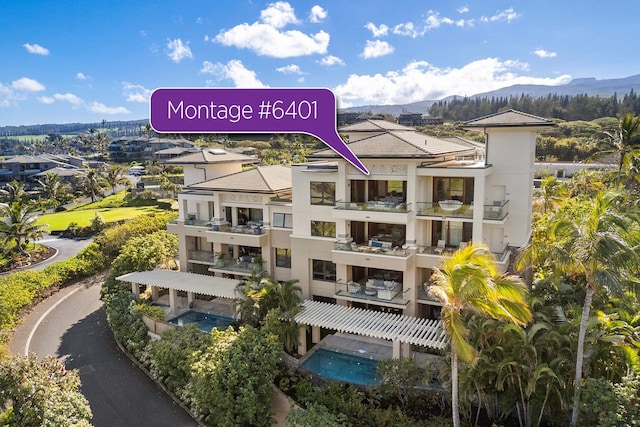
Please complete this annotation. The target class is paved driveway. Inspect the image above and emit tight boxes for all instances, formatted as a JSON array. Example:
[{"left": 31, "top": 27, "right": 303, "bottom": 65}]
[{"left": 10, "top": 275, "right": 198, "bottom": 427}]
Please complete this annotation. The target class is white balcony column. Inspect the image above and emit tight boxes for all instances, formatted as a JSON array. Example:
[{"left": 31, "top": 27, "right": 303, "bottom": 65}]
[
  {"left": 151, "top": 286, "right": 159, "bottom": 300},
  {"left": 187, "top": 291, "right": 194, "bottom": 308},
  {"left": 472, "top": 175, "right": 486, "bottom": 243},
  {"left": 169, "top": 288, "right": 178, "bottom": 314},
  {"left": 311, "top": 325, "right": 321, "bottom": 344},
  {"left": 392, "top": 339, "right": 402, "bottom": 358},
  {"left": 298, "top": 326, "right": 308, "bottom": 356},
  {"left": 131, "top": 282, "right": 140, "bottom": 300}
]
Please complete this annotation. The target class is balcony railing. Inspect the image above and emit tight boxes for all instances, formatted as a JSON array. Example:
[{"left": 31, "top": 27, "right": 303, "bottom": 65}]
[
  {"left": 335, "top": 280, "right": 410, "bottom": 306},
  {"left": 208, "top": 256, "right": 265, "bottom": 276},
  {"left": 188, "top": 250, "right": 217, "bottom": 264},
  {"left": 416, "top": 200, "right": 509, "bottom": 221},
  {"left": 334, "top": 241, "right": 409, "bottom": 257},
  {"left": 416, "top": 202, "right": 472, "bottom": 219},
  {"left": 334, "top": 201, "right": 411, "bottom": 213},
  {"left": 213, "top": 223, "right": 267, "bottom": 235}
]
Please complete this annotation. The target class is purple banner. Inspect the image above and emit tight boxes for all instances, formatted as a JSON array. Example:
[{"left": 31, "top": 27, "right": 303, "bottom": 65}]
[{"left": 150, "top": 87, "right": 368, "bottom": 175}]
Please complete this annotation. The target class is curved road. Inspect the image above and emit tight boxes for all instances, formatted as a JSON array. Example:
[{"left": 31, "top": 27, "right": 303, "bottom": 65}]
[{"left": 9, "top": 238, "right": 198, "bottom": 427}]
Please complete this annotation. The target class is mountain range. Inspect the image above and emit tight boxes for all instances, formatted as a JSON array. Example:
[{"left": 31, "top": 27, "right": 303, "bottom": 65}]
[{"left": 339, "top": 74, "right": 640, "bottom": 116}]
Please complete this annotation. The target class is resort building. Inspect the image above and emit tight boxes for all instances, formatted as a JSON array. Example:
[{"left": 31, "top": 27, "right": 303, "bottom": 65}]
[{"left": 154, "top": 110, "right": 553, "bottom": 355}]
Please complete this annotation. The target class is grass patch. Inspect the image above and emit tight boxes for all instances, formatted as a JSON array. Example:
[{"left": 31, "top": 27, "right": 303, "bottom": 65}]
[
  {"left": 74, "top": 191, "right": 128, "bottom": 209},
  {"left": 36, "top": 206, "right": 164, "bottom": 231}
]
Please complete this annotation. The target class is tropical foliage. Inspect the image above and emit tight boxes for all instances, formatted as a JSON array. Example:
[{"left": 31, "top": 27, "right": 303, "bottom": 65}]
[
  {"left": 0, "top": 355, "right": 93, "bottom": 426},
  {"left": 429, "top": 243, "right": 532, "bottom": 427}
]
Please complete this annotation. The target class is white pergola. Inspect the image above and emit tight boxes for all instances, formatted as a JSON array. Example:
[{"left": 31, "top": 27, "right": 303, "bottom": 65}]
[
  {"left": 295, "top": 300, "right": 448, "bottom": 358},
  {"left": 117, "top": 269, "right": 240, "bottom": 313}
]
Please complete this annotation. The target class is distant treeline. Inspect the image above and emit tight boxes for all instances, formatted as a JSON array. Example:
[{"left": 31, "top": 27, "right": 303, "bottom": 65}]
[
  {"left": 428, "top": 91, "right": 640, "bottom": 122},
  {"left": 0, "top": 119, "right": 149, "bottom": 138}
]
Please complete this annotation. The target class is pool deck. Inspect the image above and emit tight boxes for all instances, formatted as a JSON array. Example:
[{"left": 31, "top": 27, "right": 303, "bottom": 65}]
[
  {"left": 153, "top": 295, "right": 236, "bottom": 320},
  {"left": 303, "top": 332, "right": 442, "bottom": 370}
]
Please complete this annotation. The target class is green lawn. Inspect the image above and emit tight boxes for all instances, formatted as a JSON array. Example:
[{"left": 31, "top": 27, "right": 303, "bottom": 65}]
[{"left": 36, "top": 206, "right": 164, "bottom": 231}]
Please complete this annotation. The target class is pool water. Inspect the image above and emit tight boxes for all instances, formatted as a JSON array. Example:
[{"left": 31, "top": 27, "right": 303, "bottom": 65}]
[
  {"left": 299, "top": 348, "right": 381, "bottom": 386},
  {"left": 168, "top": 310, "right": 234, "bottom": 332}
]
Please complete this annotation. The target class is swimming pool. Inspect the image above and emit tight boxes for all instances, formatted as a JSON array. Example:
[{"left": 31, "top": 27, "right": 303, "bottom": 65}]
[
  {"left": 168, "top": 310, "right": 234, "bottom": 332},
  {"left": 299, "top": 348, "right": 381, "bottom": 386}
]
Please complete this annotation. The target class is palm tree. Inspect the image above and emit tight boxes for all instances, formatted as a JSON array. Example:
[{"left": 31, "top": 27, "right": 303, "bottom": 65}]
[
  {"left": 590, "top": 113, "right": 640, "bottom": 188},
  {"left": 0, "top": 180, "right": 27, "bottom": 203},
  {"left": 104, "top": 165, "right": 128, "bottom": 193},
  {"left": 517, "top": 191, "right": 639, "bottom": 425},
  {"left": 535, "top": 176, "right": 568, "bottom": 213},
  {"left": 36, "top": 172, "right": 70, "bottom": 209},
  {"left": 76, "top": 168, "right": 106, "bottom": 202},
  {"left": 0, "top": 200, "right": 44, "bottom": 257},
  {"left": 429, "top": 243, "right": 532, "bottom": 427}
]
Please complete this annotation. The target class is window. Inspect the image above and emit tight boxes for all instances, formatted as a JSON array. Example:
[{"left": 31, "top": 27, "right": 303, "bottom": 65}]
[
  {"left": 275, "top": 248, "right": 291, "bottom": 268},
  {"left": 311, "top": 221, "right": 335, "bottom": 237},
  {"left": 310, "top": 182, "right": 336, "bottom": 206},
  {"left": 312, "top": 259, "right": 336, "bottom": 281},
  {"left": 273, "top": 212, "right": 293, "bottom": 228}
]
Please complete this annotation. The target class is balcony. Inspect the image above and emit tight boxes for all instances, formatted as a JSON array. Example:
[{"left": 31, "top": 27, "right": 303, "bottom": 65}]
[
  {"left": 417, "top": 284, "right": 444, "bottom": 306},
  {"left": 415, "top": 243, "right": 511, "bottom": 271},
  {"left": 208, "top": 256, "right": 265, "bottom": 277},
  {"left": 416, "top": 200, "right": 509, "bottom": 222},
  {"left": 333, "top": 200, "right": 410, "bottom": 223},
  {"left": 331, "top": 240, "right": 412, "bottom": 271},
  {"left": 187, "top": 250, "right": 217, "bottom": 265},
  {"left": 334, "top": 280, "right": 410, "bottom": 308},
  {"left": 205, "top": 222, "right": 269, "bottom": 246}
]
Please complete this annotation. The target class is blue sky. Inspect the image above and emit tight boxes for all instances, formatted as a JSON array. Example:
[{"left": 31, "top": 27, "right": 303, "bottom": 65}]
[{"left": 1, "top": 0, "right": 638, "bottom": 126}]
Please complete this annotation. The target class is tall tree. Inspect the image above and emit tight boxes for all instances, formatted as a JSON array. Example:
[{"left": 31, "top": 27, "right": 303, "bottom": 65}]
[
  {"left": 0, "top": 199, "right": 45, "bottom": 257},
  {"left": 429, "top": 243, "right": 532, "bottom": 427},
  {"left": 590, "top": 113, "right": 640, "bottom": 188},
  {"left": 517, "top": 191, "right": 639, "bottom": 425},
  {"left": 36, "top": 172, "right": 70, "bottom": 208},
  {"left": 104, "top": 165, "right": 128, "bottom": 193},
  {"left": 76, "top": 168, "right": 106, "bottom": 202}
]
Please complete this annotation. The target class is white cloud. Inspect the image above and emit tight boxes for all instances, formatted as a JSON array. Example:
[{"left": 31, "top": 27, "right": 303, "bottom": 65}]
[
  {"left": 167, "top": 38, "right": 193, "bottom": 63},
  {"left": 88, "top": 102, "right": 131, "bottom": 115},
  {"left": 23, "top": 43, "right": 49, "bottom": 55},
  {"left": 0, "top": 84, "right": 17, "bottom": 106},
  {"left": 318, "top": 55, "right": 345, "bottom": 66},
  {"left": 534, "top": 48, "right": 557, "bottom": 58},
  {"left": 76, "top": 72, "right": 88, "bottom": 80},
  {"left": 122, "top": 82, "right": 152, "bottom": 103},
  {"left": 364, "top": 22, "right": 389, "bottom": 37},
  {"left": 458, "top": 6, "right": 469, "bottom": 14},
  {"left": 333, "top": 58, "right": 571, "bottom": 106},
  {"left": 360, "top": 40, "right": 394, "bottom": 59},
  {"left": 261, "top": 1, "right": 299, "bottom": 28},
  {"left": 215, "top": 24, "right": 329, "bottom": 58},
  {"left": 393, "top": 22, "right": 419, "bottom": 37},
  {"left": 201, "top": 60, "right": 267, "bottom": 88},
  {"left": 38, "top": 96, "right": 55, "bottom": 104},
  {"left": 54, "top": 93, "right": 83, "bottom": 105},
  {"left": 481, "top": 8, "right": 520, "bottom": 23},
  {"left": 308, "top": 5, "right": 327, "bottom": 23},
  {"left": 276, "top": 64, "right": 304, "bottom": 74},
  {"left": 12, "top": 77, "right": 45, "bottom": 92},
  {"left": 214, "top": 2, "right": 329, "bottom": 58}
]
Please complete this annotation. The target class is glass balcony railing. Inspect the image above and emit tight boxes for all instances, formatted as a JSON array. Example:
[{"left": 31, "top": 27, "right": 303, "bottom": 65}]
[
  {"left": 335, "top": 280, "right": 410, "bottom": 306},
  {"left": 334, "top": 201, "right": 411, "bottom": 213},
  {"left": 334, "top": 241, "right": 409, "bottom": 257},
  {"left": 416, "top": 200, "right": 509, "bottom": 221},
  {"left": 416, "top": 202, "right": 472, "bottom": 219},
  {"left": 188, "top": 250, "right": 217, "bottom": 264},
  {"left": 212, "top": 223, "right": 267, "bottom": 235},
  {"left": 208, "top": 256, "right": 265, "bottom": 276}
]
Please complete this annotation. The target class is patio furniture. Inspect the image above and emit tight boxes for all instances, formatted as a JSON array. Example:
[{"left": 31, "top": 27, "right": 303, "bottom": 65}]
[
  {"left": 438, "top": 200, "right": 463, "bottom": 211},
  {"left": 434, "top": 240, "right": 446, "bottom": 254}
]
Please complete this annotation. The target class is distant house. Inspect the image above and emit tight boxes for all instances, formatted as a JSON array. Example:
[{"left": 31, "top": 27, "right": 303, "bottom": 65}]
[
  {"left": 398, "top": 113, "right": 444, "bottom": 126},
  {"left": 0, "top": 154, "right": 85, "bottom": 184},
  {"left": 108, "top": 136, "right": 197, "bottom": 160}
]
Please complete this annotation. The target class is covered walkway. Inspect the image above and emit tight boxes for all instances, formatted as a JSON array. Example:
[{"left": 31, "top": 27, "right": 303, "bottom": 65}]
[
  {"left": 117, "top": 269, "right": 240, "bottom": 314},
  {"left": 295, "top": 300, "right": 447, "bottom": 358}
]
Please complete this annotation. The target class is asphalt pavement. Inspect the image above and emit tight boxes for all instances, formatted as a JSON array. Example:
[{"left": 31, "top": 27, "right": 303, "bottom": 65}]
[{"left": 9, "top": 273, "right": 198, "bottom": 427}]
